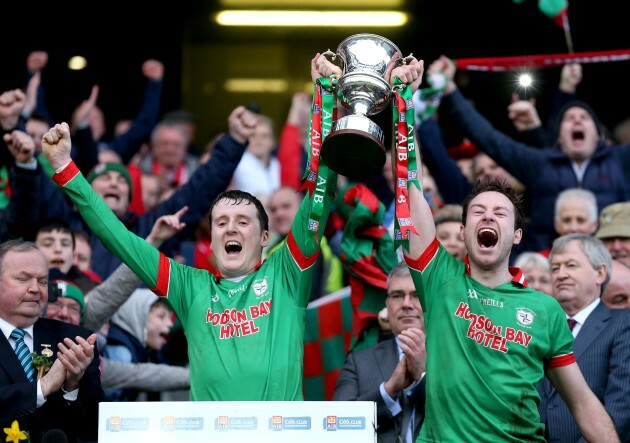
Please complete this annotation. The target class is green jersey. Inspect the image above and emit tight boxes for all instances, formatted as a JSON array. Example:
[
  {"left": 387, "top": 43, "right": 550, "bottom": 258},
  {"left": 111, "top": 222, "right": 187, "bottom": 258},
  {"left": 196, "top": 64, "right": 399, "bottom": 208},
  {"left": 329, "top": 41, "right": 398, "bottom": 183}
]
[
  {"left": 406, "top": 238, "right": 575, "bottom": 442},
  {"left": 53, "top": 162, "right": 337, "bottom": 401}
]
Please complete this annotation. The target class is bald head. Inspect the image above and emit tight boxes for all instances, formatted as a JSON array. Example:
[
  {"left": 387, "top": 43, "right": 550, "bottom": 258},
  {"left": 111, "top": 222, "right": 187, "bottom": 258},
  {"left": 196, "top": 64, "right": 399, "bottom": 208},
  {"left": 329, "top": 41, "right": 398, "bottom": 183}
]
[{"left": 602, "top": 259, "right": 630, "bottom": 309}]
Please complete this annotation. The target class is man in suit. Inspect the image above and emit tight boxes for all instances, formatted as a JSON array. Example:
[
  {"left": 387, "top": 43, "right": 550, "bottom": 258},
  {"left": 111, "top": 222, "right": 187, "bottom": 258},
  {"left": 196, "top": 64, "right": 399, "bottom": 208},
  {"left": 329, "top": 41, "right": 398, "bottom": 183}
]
[
  {"left": 334, "top": 261, "right": 426, "bottom": 443},
  {"left": 0, "top": 240, "right": 104, "bottom": 443},
  {"left": 542, "top": 233, "right": 630, "bottom": 442}
]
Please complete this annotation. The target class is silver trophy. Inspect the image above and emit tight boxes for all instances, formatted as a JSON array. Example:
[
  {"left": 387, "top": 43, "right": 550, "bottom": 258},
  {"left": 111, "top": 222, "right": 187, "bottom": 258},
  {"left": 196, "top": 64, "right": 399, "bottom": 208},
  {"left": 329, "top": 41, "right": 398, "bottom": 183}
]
[{"left": 320, "top": 33, "right": 413, "bottom": 179}]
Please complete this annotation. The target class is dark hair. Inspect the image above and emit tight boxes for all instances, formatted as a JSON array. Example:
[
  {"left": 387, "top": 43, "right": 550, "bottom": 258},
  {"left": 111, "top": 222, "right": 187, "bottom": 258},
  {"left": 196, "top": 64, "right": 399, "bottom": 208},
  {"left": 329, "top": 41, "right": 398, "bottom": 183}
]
[
  {"left": 461, "top": 179, "right": 524, "bottom": 230},
  {"left": 35, "top": 219, "right": 76, "bottom": 250},
  {"left": 0, "top": 240, "right": 40, "bottom": 276},
  {"left": 209, "top": 190, "right": 269, "bottom": 232}
]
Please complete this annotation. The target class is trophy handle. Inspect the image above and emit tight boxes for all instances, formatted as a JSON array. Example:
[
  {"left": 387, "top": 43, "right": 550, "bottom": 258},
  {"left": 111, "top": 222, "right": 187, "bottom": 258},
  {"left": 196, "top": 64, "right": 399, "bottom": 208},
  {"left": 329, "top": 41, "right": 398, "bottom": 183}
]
[
  {"left": 401, "top": 53, "right": 417, "bottom": 65},
  {"left": 321, "top": 49, "right": 337, "bottom": 62},
  {"left": 391, "top": 53, "right": 419, "bottom": 91}
]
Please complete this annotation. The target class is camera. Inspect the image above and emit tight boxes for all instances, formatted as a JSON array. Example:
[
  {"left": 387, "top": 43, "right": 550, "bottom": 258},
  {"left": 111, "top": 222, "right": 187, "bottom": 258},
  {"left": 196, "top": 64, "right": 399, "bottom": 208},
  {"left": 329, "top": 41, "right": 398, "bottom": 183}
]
[{"left": 48, "top": 281, "right": 62, "bottom": 303}]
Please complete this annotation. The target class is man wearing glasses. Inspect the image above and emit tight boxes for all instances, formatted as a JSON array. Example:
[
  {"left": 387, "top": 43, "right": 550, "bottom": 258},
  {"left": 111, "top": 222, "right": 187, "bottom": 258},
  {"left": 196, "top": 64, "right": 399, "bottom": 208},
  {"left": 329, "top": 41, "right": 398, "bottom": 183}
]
[{"left": 333, "top": 261, "right": 426, "bottom": 443}]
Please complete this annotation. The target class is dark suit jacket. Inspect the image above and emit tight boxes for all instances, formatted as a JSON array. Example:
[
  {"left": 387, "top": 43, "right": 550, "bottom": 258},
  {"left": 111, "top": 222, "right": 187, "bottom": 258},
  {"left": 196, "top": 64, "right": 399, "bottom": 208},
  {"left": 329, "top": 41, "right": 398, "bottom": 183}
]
[
  {"left": 0, "top": 318, "right": 104, "bottom": 443},
  {"left": 538, "top": 303, "right": 630, "bottom": 442},
  {"left": 333, "top": 338, "right": 425, "bottom": 443}
]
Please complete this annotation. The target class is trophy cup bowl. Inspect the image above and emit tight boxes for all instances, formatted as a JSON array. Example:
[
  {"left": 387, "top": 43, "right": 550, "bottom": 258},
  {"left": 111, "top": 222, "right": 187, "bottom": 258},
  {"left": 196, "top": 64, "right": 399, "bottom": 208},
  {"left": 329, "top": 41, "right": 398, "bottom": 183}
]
[{"left": 320, "top": 33, "right": 403, "bottom": 179}]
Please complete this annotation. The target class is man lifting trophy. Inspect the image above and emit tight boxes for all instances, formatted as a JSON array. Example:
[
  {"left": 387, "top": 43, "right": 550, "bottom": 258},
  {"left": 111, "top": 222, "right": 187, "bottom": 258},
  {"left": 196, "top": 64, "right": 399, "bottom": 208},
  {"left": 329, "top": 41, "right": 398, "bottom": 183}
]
[{"left": 301, "top": 34, "right": 422, "bottom": 253}]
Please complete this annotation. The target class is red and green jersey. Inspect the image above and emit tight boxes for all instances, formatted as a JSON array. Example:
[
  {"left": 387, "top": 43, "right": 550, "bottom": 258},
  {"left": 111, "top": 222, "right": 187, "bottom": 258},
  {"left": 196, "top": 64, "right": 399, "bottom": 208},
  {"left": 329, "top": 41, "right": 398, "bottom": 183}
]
[
  {"left": 406, "top": 238, "right": 575, "bottom": 442},
  {"left": 53, "top": 162, "right": 337, "bottom": 401}
]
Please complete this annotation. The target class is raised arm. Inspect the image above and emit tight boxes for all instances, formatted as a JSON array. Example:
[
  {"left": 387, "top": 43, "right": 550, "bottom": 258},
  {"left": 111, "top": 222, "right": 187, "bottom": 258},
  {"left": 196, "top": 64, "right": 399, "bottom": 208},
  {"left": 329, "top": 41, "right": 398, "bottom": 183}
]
[
  {"left": 81, "top": 206, "right": 187, "bottom": 332},
  {"left": 104, "top": 59, "right": 165, "bottom": 164},
  {"left": 386, "top": 57, "right": 435, "bottom": 260}
]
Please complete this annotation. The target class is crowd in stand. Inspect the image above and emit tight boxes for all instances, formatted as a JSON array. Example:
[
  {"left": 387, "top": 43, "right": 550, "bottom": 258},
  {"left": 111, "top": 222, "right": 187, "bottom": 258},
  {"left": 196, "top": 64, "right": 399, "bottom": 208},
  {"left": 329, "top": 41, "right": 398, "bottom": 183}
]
[{"left": 0, "top": 49, "right": 628, "bottom": 443}]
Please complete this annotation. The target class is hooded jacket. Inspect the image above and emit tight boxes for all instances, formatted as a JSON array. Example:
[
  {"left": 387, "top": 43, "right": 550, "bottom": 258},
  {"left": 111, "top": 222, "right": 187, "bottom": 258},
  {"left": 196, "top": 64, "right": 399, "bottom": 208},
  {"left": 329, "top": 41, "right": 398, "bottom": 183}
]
[{"left": 104, "top": 289, "right": 159, "bottom": 401}]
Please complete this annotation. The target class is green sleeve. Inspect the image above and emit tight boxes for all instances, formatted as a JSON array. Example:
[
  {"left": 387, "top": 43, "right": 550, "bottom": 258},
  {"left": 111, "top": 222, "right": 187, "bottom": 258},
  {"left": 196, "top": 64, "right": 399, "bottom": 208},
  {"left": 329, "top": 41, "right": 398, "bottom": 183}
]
[{"left": 54, "top": 165, "right": 173, "bottom": 299}]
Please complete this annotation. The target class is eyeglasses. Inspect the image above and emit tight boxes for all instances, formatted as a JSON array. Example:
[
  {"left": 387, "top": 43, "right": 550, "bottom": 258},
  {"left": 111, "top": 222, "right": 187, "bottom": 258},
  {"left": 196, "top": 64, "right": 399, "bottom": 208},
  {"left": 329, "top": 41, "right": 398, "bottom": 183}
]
[{"left": 386, "top": 291, "right": 418, "bottom": 304}]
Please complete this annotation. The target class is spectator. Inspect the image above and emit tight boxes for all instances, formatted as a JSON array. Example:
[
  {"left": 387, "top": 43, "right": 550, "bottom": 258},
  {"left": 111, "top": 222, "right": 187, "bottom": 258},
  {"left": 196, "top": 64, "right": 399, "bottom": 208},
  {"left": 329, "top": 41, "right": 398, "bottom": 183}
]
[
  {"left": 513, "top": 251, "right": 552, "bottom": 295},
  {"left": 230, "top": 114, "right": 281, "bottom": 205},
  {"left": 161, "top": 109, "right": 201, "bottom": 157},
  {"left": 595, "top": 202, "right": 630, "bottom": 268},
  {"left": 538, "top": 188, "right": 599, "bottom": 257},
  {"left": 508, "top": 63, "right": 584, "bottom": 148},
  {"left": 72, "top": 229, "right": 93, "bottom": 273},
  {"left": 601, "top": 260, "right": 630, "bottom": 309},
  {"left": 34, "top": 220, "right": 99, "bottom": 294},
  {"left": 334, "top": 261, "right": 426, "bottom": 443},
  {"left": 266, "top": 185, "right": 343, "bottom": 300},
  {"left": 553, "top": 188, "right": 598, "bottom": 237},
  {"left": 543, "top": 233, "right": 630, "bottom": 441},
  {"left": 103, "top": 291, "right": 174, "bottom": 401},
  {"left": 138, "top": 119, "right": 200, "bottom": 195},
  {"left": 431, "top": 55, "right": 630, "bottom": 252},
  {"left": 45, "top": 278, "right": 85, "bottom": 327},
  {"left": 433, "top": 204, "right": 466, "bottom": 260},
  {"left": 0, "top": 240, "right": 103, "bottom": 442}
]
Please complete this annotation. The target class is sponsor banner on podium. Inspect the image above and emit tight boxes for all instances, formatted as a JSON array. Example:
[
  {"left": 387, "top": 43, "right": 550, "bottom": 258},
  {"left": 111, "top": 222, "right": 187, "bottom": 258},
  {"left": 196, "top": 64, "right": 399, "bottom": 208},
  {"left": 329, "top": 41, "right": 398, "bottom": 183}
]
[{"left": 99, "top": 401, "right": 376, "bottom": 442}]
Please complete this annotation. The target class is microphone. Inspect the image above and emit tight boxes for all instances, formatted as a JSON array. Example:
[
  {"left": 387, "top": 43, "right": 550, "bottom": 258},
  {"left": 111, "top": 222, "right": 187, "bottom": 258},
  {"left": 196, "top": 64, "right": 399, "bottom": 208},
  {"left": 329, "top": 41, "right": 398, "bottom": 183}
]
[{"left": 42, "top": 429, "right": 68, "bottom": 443}]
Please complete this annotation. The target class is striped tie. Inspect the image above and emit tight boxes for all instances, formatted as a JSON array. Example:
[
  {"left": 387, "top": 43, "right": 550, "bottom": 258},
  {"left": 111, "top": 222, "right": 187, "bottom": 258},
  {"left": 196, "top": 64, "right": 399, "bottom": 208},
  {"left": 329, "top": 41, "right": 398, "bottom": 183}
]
[{"left": 10, "top": 328, "right": 35, "bottom": 381}]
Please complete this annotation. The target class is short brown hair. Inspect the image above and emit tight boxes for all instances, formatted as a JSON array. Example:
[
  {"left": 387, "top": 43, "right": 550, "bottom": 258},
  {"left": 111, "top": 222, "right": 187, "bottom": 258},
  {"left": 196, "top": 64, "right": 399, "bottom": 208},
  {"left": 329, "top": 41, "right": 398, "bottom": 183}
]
[{"left": 461, "top": 179, "right": 524, "bottom": 230}]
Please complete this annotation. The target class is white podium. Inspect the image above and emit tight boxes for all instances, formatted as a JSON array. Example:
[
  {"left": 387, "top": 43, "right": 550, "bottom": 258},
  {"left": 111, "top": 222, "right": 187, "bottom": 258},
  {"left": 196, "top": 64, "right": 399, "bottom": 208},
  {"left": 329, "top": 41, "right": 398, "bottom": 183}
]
[{"left": 98, "top": 401, "right": 376, "bottom": 442}]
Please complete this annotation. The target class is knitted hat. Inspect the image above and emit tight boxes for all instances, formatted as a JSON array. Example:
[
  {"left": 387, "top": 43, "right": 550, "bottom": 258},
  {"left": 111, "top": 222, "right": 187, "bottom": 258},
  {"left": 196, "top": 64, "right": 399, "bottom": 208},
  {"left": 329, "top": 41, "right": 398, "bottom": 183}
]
[
  {"left": 554, "top": 100, "right": 603, "bottom": 139},
  {"left": 595, "top": 202, "right": 630, "bottom": 239},
  {"left": 86, "top": 163, "right": 133, "bottom": 199},
  {"left": 52, "top": 279, "right": 85, "bottom": 312}
]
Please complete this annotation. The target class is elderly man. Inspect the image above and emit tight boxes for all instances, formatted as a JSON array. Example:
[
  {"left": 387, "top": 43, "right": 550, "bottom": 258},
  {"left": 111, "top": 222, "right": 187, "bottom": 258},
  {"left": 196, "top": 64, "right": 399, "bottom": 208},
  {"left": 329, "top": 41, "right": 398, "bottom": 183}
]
[
  {"left": 595, "top": 202, "right": 630, "bottom": 269},
  {"left": 542, "top": 233, "right": 630, "bottom": 442},
  {"left": 538, "top": 188, "right": 598, "bottom": 257},
  {"left": 0, "top": 240, "right": 103, "bottom": 442},
  {"left": 334, "top": 261, "right": 426, "bottom": 443}
]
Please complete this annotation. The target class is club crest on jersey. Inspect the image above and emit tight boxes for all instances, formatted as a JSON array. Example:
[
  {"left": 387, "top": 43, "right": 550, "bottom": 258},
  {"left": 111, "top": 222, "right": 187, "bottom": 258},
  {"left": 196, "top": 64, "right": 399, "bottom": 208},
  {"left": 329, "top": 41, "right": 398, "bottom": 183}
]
[
  {"left": 516, "top": 308, "right": 535, "bottom": 327},
  {"left": 252, "top": 277, "right": 269, "bottom": 297}
]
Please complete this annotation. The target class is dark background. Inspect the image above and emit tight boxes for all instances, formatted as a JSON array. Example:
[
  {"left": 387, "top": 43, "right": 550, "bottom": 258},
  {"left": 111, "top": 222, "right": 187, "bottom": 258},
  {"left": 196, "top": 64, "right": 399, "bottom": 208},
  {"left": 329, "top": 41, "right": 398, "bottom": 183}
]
[{"left": 2, "top": 0, "right": 630, "bottom": 144}]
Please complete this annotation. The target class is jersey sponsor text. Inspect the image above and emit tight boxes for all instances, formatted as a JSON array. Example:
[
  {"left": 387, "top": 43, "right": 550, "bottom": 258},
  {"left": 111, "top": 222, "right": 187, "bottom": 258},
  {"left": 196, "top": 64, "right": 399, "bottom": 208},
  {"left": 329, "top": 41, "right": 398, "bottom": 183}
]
[
  {"left": 454, "top": 302, "right": 532, "bottom": 353},
  {"left": 205, "top": 300, "right": 273, "bottom": 339}
]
